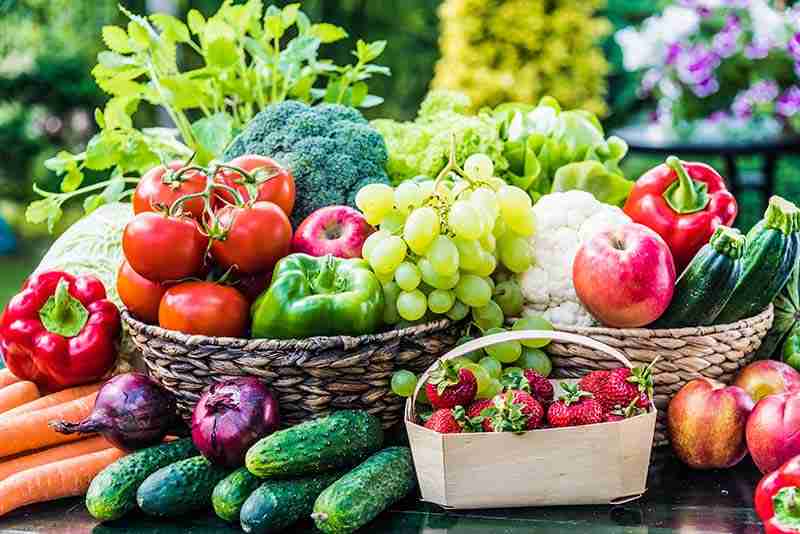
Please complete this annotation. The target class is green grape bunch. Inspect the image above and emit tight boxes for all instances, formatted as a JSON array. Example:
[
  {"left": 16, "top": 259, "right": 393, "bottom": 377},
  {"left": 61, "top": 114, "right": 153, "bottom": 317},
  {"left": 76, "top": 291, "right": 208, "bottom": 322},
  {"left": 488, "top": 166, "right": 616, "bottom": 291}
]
[{"left": 355, "top": 141, "right": 535, "bottom": 326}]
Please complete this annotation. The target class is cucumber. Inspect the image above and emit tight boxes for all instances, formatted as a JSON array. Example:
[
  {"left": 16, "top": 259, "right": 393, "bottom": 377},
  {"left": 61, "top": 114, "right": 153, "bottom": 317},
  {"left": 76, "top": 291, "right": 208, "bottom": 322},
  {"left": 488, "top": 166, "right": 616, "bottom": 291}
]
[
  {"left": 136, "top": 455, "right": 232, "bottom": 517},
  {"left": 654, "top": 226, "right": 744, "bottom": 328},
  {"left": 312, "top": 447, "right": 416, "bottom": 534},
  {"left": 85, "top": 438, "right": 196, "bottom": 521},
  {"left": 245, "top": 410, "right": 383, "bottom": 478},
  {"left": 239, "top": 472, "right": 343, "bottom": 534},
  {"left": 717, "top": 196, "right": 800, "bottom": 323},
  {"left": 212, "top": 467, "right": 263, "bottom": 523}
]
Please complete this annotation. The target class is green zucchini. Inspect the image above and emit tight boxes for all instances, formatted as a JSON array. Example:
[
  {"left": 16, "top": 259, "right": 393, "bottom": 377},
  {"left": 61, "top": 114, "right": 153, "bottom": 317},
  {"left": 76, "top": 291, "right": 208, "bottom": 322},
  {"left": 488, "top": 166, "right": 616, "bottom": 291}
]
[
  {"left": 213, "top": 467, "right": 263, "bottom": 523},
  {"left": 717, "top": 196, "right": 800, "bottom": 324},
  {"left": 245, "top": 410, "right": 383, "bottom": 478},
  {"left": 136, "top": 455, "right": 232, "bottom": 518},
  {"left": 312, "top": 447, "right": 416, "bottom": 534},
  {"left": 654, "top": 225, "right": 744, "bottom": 328},
  {"left": 239, "top": 472, "right": 343, "bottom": 534},
  {"left": 85, "top": 438, "right": 196, "bottom": 521}
]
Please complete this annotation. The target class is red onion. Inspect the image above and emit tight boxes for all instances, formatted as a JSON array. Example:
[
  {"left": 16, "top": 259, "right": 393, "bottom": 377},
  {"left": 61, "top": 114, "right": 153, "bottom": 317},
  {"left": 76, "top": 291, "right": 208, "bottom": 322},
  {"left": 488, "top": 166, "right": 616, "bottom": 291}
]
[
  {"left": 51, "top": 372, "right": 178, "bottom": 451},
  {"left": 191, "top": 378, "right": 280, "bottom": 467}
]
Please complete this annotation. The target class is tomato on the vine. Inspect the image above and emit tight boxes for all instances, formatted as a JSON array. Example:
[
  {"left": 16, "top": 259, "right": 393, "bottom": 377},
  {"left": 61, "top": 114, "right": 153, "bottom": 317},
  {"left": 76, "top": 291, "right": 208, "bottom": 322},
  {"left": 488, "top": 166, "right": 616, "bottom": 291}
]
[
  {"left": 122, "top": 212, "right": 208, "bottom": 282},
  {"left": 116, "top": 261, "right": 168, "bottom": 324},
  {"left": 133, "top": 162, "right": 208, "bottom": 219},
  {"left": 158, "top": 281, "right": 249, "bottom": 338},
  {"left": 209, "top": 201, "right": 292, "bottom": 274},
  {"left": 215, "top": 155, "right": 295, "bottom": 217}
]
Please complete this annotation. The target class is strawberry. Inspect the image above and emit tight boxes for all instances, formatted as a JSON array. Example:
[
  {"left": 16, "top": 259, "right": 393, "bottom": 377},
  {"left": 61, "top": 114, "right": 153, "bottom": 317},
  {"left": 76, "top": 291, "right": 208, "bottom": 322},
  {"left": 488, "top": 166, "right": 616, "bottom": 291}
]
[
  {"left": 579, "top": 369, "right": 611, "bottom": 397},
  {"left": 522, "top": 370, "right": 554, "bottom": 403},
  {"left": 546, "top": 382, "right": 591, "bottom": 428},
  {"left": 424, "top": 408, "right": 463, "bottom": 433},
  {"left": 466, "top": 399, "right": 494, "bottom": 432},
  {"left": 426, "top": 360, "right": 478, "bottom": 409},
  {"left": 595, "top": 363, "right": 655, "bottom": 412},
  {"left": 635, "top": 390, "right": 651, "bottom": 409},
  {"left": 486, "top": 390, "right": 544, "bottom": 432},
  {"left": 572, "top": 397, "right": 606, "bottom": 426}
]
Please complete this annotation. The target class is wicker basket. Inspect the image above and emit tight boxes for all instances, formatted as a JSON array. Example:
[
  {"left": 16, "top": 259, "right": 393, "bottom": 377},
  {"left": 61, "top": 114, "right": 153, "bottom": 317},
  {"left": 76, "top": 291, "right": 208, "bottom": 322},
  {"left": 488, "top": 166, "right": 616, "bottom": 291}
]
[
  {"left": 545, "top": 305, "right": 774, "bottom": 446},
  {"left": 122, "top": 312, "right": 462, "bottom": 428}
]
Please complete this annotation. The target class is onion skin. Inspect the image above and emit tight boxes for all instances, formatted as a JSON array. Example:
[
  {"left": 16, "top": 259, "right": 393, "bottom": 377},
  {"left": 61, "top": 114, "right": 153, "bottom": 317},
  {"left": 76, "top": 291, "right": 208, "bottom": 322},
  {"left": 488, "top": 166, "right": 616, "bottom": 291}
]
[
  {"left": 191, "top": 378, "right": 280, "bottom": 467},
  {"left": 51, "top": 372, "right": 178, "bottom": 451}
]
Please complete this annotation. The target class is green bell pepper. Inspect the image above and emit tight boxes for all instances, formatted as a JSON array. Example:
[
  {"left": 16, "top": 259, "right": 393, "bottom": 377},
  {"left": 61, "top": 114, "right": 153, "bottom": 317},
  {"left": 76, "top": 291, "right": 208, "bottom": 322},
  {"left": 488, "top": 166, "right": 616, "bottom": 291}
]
[
  {"left": 251, "top": 253, "right": 385, "bottom": 339},
  {"left": 784, "top": 324, "right": 800, "bottom": 371}
]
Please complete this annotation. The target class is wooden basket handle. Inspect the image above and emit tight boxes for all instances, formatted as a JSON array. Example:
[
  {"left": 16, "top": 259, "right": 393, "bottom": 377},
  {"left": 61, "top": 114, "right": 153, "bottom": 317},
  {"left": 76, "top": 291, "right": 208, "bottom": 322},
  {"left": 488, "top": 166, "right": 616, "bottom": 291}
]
[{"left": 405, "top": 329, "right": 632, "bottom": 422}]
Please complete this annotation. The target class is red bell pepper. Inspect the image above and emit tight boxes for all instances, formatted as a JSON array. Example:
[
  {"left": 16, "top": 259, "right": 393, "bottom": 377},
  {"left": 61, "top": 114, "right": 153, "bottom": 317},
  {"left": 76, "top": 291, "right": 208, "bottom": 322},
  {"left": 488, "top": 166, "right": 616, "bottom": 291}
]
[
  {"left": 623, "top": 156, "right": 737, "bottom": 272},
  {"left": 756, "top": 455, "right": 800, "bottom": 533},
  {"left": 0, "top": 271, "right": 120, "bottom": 391}
]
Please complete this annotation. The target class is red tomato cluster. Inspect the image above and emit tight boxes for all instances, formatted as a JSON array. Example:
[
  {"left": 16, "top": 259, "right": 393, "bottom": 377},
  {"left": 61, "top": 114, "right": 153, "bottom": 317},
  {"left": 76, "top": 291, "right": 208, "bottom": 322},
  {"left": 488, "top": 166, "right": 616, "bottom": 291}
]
[{"left": 119, "top": 157, "right": 294, "bottom": 338}]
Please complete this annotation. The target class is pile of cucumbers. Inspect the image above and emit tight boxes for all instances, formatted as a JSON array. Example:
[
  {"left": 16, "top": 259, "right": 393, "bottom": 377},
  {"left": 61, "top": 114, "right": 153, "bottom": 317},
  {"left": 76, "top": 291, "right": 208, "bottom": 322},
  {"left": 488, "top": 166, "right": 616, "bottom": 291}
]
[{"left": 85, "top": 410, "right": 416, "bottom": 534}]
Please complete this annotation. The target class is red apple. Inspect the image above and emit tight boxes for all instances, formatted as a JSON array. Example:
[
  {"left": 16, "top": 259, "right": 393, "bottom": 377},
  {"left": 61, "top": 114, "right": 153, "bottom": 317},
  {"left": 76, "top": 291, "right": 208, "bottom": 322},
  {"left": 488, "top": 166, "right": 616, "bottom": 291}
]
[
  {"left": 668, "top": 378, "right": 754, "bottom": 469},
  {"left": 746, "top": 392, "right": 800, "bottom": 474},
  {"left": 291, "top": 206, "right": 375, "bottom": 259},
  {"left": 733, "top": 360, "right": 800, "bottom": 403},
  {"left": 573, "top": 222, "right": 676, "bottom": 327}
]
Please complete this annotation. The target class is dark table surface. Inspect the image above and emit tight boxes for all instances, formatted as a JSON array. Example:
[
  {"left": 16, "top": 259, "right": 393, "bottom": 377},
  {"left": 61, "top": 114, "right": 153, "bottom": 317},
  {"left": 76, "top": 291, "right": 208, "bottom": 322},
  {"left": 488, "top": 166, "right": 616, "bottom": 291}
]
[{"left": 0, "top": 449, "right": 766, "bottom": 534}]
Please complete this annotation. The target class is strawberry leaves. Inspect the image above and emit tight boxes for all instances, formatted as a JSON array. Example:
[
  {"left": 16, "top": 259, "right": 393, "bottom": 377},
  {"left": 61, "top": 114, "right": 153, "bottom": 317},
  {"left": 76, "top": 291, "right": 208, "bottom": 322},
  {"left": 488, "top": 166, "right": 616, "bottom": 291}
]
[{"left": 429, "top": 360, "right": 461, "bottom": 396}]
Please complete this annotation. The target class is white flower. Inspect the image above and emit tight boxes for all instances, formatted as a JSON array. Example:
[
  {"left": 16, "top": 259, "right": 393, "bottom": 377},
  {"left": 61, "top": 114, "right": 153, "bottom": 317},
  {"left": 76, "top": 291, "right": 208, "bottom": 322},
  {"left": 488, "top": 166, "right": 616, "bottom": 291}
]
[
  {"left": 750, "top": 0, "right": 790, "bottom": 47},
  {"left": 615, "top": 6, "right": 700, "bottom": 72}
]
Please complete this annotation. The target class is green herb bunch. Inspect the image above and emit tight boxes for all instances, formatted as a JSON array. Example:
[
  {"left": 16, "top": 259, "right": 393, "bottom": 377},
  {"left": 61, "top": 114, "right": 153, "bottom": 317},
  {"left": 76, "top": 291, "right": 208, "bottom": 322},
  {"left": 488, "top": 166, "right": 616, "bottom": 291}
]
[{"left": 28, "top": 1, "right": 389, "bottom": 231}]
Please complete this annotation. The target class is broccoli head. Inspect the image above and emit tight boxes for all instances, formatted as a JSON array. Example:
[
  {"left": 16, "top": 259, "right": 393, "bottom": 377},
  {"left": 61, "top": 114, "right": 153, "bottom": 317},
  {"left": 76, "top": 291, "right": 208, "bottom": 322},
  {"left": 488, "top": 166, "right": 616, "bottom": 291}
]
[{"left": 223, "top": 101, "right": 391, "bottom": 226}]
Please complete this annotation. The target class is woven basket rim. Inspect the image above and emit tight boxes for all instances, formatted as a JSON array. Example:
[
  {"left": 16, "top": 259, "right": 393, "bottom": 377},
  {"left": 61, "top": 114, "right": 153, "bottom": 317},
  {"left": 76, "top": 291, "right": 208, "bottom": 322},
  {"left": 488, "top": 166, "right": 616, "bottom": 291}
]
[
  {"left": 551, "top": 305, "right": 773, "bottom": 338},
  {"left": 122, "top": 310, "right": 456, "bottom": 350}
]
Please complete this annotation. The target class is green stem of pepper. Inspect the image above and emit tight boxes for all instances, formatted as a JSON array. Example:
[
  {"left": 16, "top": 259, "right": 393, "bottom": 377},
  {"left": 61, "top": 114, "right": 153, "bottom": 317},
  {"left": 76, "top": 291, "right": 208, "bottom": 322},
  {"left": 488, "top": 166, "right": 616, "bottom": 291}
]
[
  {"left": 313, "top": 255, "right": 338, "bottom": 294},
  {"left": 662, "top": 156, "right": 710, "bottom": 215}
]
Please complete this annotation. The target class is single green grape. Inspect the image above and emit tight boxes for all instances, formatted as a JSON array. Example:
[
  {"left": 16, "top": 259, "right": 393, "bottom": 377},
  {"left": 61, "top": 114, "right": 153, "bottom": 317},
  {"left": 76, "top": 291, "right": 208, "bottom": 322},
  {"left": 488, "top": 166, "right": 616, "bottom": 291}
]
[
  {"left": 417, "top": 180, "right": 435, "bottom": 201},
  {"left": 428, "top": 289, "right": 455, "bottom": 314},
  {"left": 382, "top": 281, "right": 401, "bottom": 325},
  {"left": 449, "top": 201, "right": 484, "bottom": 240},
  {"left": 497, "top": 233, "right": 532, "bottom": 274},
  {"left": 461, "top": 362, "right": 492, "bottom": 399},
  {"left": 497, "top": 185, "right": 532, "bottom": 225},
  {"left": 361, "top": 230, "right": 389, "bottom": 261},
  {"left": 446, "top": 300, "right": 470, "bottom": 321},
  {"left": 477, "top": 378, "right": 503, "bottom": 399},
  {"left": 391, "top": 370, "right": 418, "bottom": 397},
  {"left": 369, "top": 235, "right": 407, "bottom": 274},
  {"left": 355, "top": 183, "right": 394, "bottom": 222},
  {"left": 397, "top": 290, "right": 427, "bottom": 321},
  {"left": 515, "top": 347, "right": 552, "bottom": 377},
  {"left": 395, "top": 262, "right": 421, "bottom": 292},
  {"left": 418, "top": 257, "right": 460, "bottom": 290},
  {"left": 479, "top": 356, "right": 503, "bottom": 379},
  {"left": 426, "top": 235, "right": 460, "bottom": 277},
  {"left": 450, "top": 356, "right": 475, "bottom": 370},
  {"left": 454, "top": 274, "right": 492, "bottom": 308},
  {"left": 454, "top": 237, "right": 482, "bottom": 272},
  {"left": 493, "top": 217, "right": 508, "bottom": 239},
  {"left": 484, "top": 327, "right": 522, "bottom": 363},
  {"left": 375, "top": 270, "right": 395, "bottom": 285},
  {"left": 472, "top": 300, "right": 504, "bottom": 331},
  {"left": 471, "top": 251, "right": 497, "bottom": 278},
  {"left": 494, "top": 279, "right": 524, "bottom": 317},
  {"left": 480, "top": 233, "right": 496, "bottom": 253},
  {"left": 512, "top": 315, "right": 554, "bottom": 348},
  {"left": 395, "top": 182, "right": 422, "bottom": 214},
  {"left": 507, "top": 206, "right": 536, "bottom": 237},
  {"left": 404, "top": 207, "right": 439, "bottom": 255},
  {"left": 464, "top": 153, "right": 494, "bottom": 181},
  {"left": 471, "top": 187, "right": 499, "bottom": 220},
  {"left": 380, "top": 209, "right": 406, "bottom": 234}
]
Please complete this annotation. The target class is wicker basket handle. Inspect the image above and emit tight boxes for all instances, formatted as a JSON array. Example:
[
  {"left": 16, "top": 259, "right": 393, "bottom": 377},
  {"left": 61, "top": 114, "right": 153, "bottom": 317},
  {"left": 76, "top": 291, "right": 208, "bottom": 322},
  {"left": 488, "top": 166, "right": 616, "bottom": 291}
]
[{"left": 405, "top": 329, "right": 632, "bottom": 422}]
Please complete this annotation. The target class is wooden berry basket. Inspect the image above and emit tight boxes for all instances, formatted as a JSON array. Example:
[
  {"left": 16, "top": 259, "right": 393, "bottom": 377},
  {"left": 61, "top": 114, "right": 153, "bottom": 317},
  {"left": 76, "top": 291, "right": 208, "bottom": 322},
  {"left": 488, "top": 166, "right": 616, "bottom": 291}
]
[
  {"left": 122, "top": 311, "right": 462, "bottom": 428},
  {"left": 406, "top": 330, "right": 657, "bottom": 509},
  {"left": 543, "top": 306, "right": 773, "bottom": 446}
]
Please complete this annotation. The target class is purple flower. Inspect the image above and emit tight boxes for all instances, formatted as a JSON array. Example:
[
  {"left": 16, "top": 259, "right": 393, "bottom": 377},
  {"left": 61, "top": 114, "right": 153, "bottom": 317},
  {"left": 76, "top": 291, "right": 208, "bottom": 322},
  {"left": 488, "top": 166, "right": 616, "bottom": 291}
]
[
  {"left": 676, "top": 44, "right": 720, "bottom": 86},
  {"left": 713, "top": 32, "right": 738, "bottom": 58},
  {"left": 692, "top": 76, "right": 720, "bottom": 98},
  {"left": 708, "top": 111, "right": 729, "bottom": 123},
  {"left": 666, "top": 43, "right": 682, "bottom": 65},
  {"left": 732, "top": 80, "right": 781, "bottom": 118},
  {"left": 639, "top": 69, "right": 662, "bottom": 96},
  {"left": 746, "top": 39, "right": 772, "bottom": 59},
  {"left": 789, "top": 33, "right": 800, "bottom": 61},
  {"left": 777, "top": 86, "right": 800, "bottom": 117}
]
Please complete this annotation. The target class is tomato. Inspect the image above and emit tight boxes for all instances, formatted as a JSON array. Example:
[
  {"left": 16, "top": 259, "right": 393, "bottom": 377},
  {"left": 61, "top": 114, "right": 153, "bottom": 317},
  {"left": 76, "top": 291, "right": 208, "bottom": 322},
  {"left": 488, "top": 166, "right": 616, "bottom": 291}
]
[
  {"left": 158, "top": 281, "right": 249, "bottom": 337},
  {"left": 210, "top": 201, "right": 292, "bottom": 274},
  {"left": 116, "top": 261, "right": 167, "bottom": 324},
  {"left": 133, "top": 162, "right": 208, "bottom": 219},
  {"left": 215, "top": 155, "right": 295, "bottom": 216},
  {"left": 122, "top": 212, "right": 208, "bottom": 282}
]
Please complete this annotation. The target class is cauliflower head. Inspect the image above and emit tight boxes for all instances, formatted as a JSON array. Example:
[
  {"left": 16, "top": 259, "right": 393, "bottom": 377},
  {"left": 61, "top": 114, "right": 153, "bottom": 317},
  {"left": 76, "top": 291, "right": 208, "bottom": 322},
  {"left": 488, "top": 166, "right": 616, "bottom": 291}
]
[{"left": 518, "top": 191, "right": 631, "bottom": 326}]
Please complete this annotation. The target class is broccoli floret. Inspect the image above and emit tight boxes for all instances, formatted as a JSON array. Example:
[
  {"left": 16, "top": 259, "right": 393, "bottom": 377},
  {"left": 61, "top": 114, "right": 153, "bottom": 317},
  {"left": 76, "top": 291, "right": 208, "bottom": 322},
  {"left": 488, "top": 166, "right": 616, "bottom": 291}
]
[{"left": 223, "top": 101, "right": 390, "bottom": 226}]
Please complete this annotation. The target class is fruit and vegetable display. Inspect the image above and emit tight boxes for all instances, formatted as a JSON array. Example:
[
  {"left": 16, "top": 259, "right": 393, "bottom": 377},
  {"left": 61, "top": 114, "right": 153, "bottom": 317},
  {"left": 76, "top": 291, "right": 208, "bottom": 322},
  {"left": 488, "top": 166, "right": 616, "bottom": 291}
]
[{"left": 1, "top": 1, "right": 799, "bottom": 530}]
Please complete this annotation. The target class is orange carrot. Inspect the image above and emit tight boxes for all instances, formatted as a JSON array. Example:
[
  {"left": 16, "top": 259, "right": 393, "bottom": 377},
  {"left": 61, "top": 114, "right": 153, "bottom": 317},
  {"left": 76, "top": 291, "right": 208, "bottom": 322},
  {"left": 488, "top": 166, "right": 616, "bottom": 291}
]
[
  {"left": 0, "top": 392, "right": 98, "bottom": 458},
  {"left": 0, "top": 369, "right": 21, "bottom": 389},
  {"left": 0, "top": 437, "right": 111, "bottom": 482},
  {"left": 2, "top": 383, "right": 100, "bottom": 418},
  {"left": 0, "top": 382, "right": 39, "bottom": 415},
  {"left": 0, "top": 446, "right": 126, "bottom": 516}
]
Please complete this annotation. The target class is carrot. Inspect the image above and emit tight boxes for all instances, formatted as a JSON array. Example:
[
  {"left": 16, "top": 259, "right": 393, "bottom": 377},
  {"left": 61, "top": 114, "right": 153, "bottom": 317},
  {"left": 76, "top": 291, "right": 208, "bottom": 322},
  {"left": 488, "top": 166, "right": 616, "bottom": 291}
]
[
  {"left": 0, "top": 446, "right": 126, "bottom": 516},
  {"left": 2, "top": 383, "right": 100, "bottom": 418},
  {"left": 0, "top": 382, "right": 39, "bottom": 415},
  {"left": 0, "top": 436, "right": 111, "bottom": 482},
  {"left": 0, "top": 369, "right": 21, "bottom": 389},
  {"left": 0, "top": 392, "right": 98, "bottom": 458}
]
